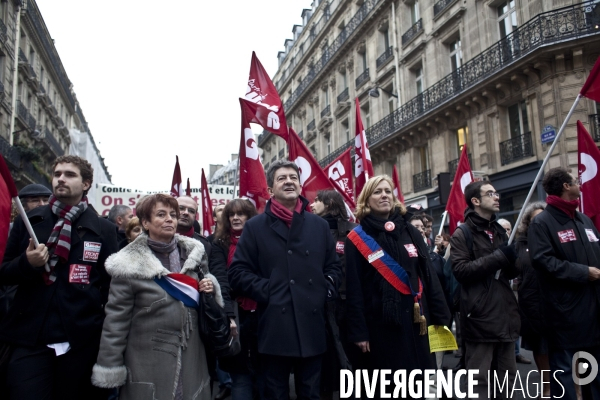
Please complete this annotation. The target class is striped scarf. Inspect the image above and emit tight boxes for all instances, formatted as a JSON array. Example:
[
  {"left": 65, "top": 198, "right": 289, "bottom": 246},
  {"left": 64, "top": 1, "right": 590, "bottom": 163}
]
[{"left": 44, "top": 195, "right": 88, "bottom": 284}]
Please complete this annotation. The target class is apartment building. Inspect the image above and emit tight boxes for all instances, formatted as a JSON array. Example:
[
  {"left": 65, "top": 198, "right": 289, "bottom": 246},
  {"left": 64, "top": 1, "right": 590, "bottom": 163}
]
[{"left": 259, "top": 0, "right": 600, "bottom": 228}]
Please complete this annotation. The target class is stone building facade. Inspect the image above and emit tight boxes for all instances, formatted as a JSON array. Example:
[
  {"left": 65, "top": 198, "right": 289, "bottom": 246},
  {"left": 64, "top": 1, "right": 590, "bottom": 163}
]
[
  {"left": 259, "top": 0, "right": 600, "bottom": 228},
  {"left": 0, "top": 0, "right": 110, "bottom": 190}
]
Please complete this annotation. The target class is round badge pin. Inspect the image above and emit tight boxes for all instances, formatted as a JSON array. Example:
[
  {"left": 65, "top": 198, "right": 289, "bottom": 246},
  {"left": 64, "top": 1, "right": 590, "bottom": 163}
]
[{"left": 385, "top": 221, "right": 395, "bottom": 231}]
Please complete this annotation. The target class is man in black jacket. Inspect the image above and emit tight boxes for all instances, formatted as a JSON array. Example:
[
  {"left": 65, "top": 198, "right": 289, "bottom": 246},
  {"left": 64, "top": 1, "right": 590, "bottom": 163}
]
[
  {"left": 528, "top": 167, "right": 600, "bottom": 400},
  {"left": 0, "top": 155, "right": 118, "bottom": 400},
  {"left": 229, "top": 160, "right": 342, "bottom": 400},
  {"left": 450, "top": 180, "right": 519, "bottom": 399}
]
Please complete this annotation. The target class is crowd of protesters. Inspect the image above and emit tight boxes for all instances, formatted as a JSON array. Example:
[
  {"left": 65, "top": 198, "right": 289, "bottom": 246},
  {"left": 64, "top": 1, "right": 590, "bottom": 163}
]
[{"left": 0, "top": 154, "right": 599, "bottom": 400}]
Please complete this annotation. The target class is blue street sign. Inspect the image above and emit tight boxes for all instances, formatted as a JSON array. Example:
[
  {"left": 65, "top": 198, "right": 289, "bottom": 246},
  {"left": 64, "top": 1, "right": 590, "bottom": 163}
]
[{"left": 541, "top": 125, "right": 556, "bottom": 144}]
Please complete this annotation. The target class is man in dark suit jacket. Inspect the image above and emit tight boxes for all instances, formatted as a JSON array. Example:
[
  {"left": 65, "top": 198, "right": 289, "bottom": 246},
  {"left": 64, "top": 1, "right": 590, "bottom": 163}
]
[
  {"left": 0, "top": 155, "right": 118, "bottom": 400},
  {"left": 228, "top": 159, "right": 342, "bottom": 400}
]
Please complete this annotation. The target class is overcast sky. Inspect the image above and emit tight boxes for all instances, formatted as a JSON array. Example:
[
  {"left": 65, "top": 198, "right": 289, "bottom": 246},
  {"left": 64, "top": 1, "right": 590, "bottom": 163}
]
[{"left": 36, "top": 0, "right": 312, "bottom": 191}]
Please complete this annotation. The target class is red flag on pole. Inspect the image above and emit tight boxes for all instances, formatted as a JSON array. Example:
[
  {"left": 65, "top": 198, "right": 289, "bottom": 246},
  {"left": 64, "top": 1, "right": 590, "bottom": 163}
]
[
  {"left": 580, "top": 56, "right": 600, "bottom": 102},
  {"left": 245, "top": 51, "right": 289, "bottom": 141},
  {"left": 185, "top": 178, "right": 191, "bottom": 196},
  {"left": 0, "top": 154, "right": 18, "bottom": 262},
  {"left": 577, "top": 121, "right": 600, "bottom": 231},
  {"left": 239, "top": 99, "right": 270, "bottom": 213},
  {"left": 392, "top": 165, "right": 405, "bottom": 204},
  {"left": 200, "top": 169, "right": 215, "bottom": 237},
  {"left": 354, "top": 98, "right": 374, "bottom": 198},
  {"left": 324, "top": 148, "right": 354, "bottom": 203},
  {"left": 446, "top": 144, "right": 474, "bottom": 235},
  {"left": 170, "top": 156, "right": 183, "bottom": 198}
]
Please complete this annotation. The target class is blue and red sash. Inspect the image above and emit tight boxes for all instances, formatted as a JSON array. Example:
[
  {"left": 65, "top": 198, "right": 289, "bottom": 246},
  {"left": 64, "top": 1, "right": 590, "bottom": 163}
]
[{"left": 154, "top": 273, "right": 200, "bottom": 309}]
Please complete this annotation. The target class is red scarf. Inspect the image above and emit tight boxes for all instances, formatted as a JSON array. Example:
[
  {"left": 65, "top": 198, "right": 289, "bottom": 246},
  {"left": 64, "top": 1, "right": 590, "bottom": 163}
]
[
  {"left": 546, "top": 195, "right": 580, "bottom": 219},
  {"left": 270, "top": 198, "right": 303, "bottom": 227},
  {"left": 181, "top": 226, "right": 195, "bottom": 238},
  {"left": 227, "top": 229, "right": 256, "bottom": 311}
]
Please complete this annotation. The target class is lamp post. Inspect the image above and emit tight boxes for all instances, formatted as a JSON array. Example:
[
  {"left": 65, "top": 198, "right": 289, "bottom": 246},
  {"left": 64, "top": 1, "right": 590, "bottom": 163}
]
[{"left": 368, "top": 86, "right": 398, "bottom": 98}]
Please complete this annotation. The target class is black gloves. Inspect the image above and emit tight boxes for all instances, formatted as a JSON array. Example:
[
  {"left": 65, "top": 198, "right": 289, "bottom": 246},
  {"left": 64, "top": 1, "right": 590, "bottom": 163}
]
[{"left": 499, "top": 243, "right": 518, "bottom": 264}]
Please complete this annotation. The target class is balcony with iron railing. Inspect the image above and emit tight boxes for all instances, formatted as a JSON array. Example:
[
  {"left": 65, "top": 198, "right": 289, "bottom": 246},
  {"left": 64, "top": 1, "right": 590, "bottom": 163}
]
[
  {"left": 434, "top": 0, "right": 458, "bottom": 17},
  {"left": 43, "top": 128, "right": 65, "bottom": 157},
  {"left": 0, "top": 135, "right": 21, "bottom": 168},
  {"left": 16, "top": 100, "right": 30, "bottom": 126},
  {"left": 337, "top": 87, "right": 349, "bottom": 103},
  {"left": 321, "top": 104, "right": 331, "bottom": 117},
  {"left": 0, "top": 18, "right": 7, "bottom": 42},
  {"left": 448, "top": 153, "right": 472, "bottom": 180},
  {"left": 355, "top": 68, "right": 370, "bottom": 88},
  {"left": 318, "top": 1, "right": 600, "bottom": 168},
  {"left": 413, "top": 169, "right": 432, "bottom": 192},
  {"left": 500, "top": 132, "right": 534, "bottom": 166},
  {"left": 22, "top": 162, "right": 51, "bottom": 188},
  {"left": 376, "top": 46, "right": 394, "bottom": 69},
  {"left": 307, "top": 119, "right": 316, "bottom": 132},
  {"left": 590, "top": 114, "right": 600, "bottom": 141},
  {"left": 402, "top": 19, "right": 423, "bottom": 46}
]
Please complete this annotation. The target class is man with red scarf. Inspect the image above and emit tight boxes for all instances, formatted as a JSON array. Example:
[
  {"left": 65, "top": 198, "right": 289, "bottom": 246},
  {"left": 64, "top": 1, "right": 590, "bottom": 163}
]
[
  {"left": 529, "top": 167, "right": 600, "bottom": 400},
  {"left": 228, "top": 159, "right": 342, "bottom": 400},
  {"left": 0, "top": 155, "right": 118, "bottom": 399}
]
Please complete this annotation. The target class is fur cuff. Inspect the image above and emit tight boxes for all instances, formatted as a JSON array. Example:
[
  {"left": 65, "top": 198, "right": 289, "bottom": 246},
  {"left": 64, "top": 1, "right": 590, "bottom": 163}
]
[
  {"left": 91, "top": 364, "right": 127, "bottom": 388},
  {"left": 205, "top": 273, "right": 224, "bottom": 308}
]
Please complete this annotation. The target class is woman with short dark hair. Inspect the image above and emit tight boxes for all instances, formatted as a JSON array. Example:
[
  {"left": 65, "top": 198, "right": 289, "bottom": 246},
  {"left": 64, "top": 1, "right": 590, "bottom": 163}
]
[{"left": 91, "top": 193, "right": 220, "bottom": 400}]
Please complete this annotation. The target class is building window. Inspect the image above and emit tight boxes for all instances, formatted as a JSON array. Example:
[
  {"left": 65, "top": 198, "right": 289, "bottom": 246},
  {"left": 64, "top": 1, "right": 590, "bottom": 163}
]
[
  {"left": 450, "top": 39, "right": 462, "bottom": 71},
  {"left": 361, "top": 103, "right": 370, "bottom": 129},
  {"left": 324, "top": 86, "right": 329, "bottom": 106},
  {"left": 508, "top": 101, "right": 529, "bottom": 138},
  {"left": 415, "top": 68, "right": 424, "bottom": 95},
  {"left": 497, "top": 0, "right": 517, "bottom": 38},
  {"left": 326, "top": 136, "right": 331, "bottom": 155},
  {"left": 419, "top": 145, "right": 429, "bottom": 172},
  {"left": 411, "top": 0, "right": 420, "bottom": 24},
  {"left": 341, "top": 119, "right": 350, "bottom": 143}
]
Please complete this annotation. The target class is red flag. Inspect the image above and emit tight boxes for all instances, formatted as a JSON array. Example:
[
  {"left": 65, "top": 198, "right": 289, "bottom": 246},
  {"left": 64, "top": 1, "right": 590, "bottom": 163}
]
[
  {"left": 446, "top": 144, "right": 473, "bottom": 235},
  {"left": 245, "top": 51, "right": 289, "bottom": 141},
  {"left": 324, "top": 148, "right": 354, "bottom": 202},
  {"left": 185, "top": 178, "right": 191, "bottom": 196},
  {"left": 239, "top": 99, "right": 270, "bottom": 213},
  {"left": 288, "top": 127, "right": 335, "bottom": 204},
  {"left": 577, "top": 121, "right": 600, "bottom": 231},
  {"left": 581, "top": 56, "right": 600, "bottom": 102},
  {"left": 354, "top": 98, "right": 374, "bottom": 197},
  {"left": 170, "top": 156, "right": 183, "bottom": 198},
  {"left": 392, "top": 165, "right": 405, "bottom": 204},
  {"left": 200, "top": 169, "right": 215, "bottom": 237},
  {"left": 0, "top": 154, "right": 18, "bottom": 262}
]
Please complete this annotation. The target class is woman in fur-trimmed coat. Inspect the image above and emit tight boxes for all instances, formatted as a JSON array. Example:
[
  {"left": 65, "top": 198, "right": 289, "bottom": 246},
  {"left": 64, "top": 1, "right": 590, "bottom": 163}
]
[{"left": 91, "top": 194, "right": 223, "bottom": 400}]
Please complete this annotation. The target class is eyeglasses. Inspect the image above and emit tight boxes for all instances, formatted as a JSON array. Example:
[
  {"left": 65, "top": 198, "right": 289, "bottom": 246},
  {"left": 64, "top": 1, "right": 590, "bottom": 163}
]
[{"left": 483, "top": 191, "right": 501, "bottom": 199}]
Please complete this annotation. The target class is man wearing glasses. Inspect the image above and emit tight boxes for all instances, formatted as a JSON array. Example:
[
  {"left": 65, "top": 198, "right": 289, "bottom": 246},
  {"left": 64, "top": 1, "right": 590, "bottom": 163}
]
[
  {"left": 450, "top": 180, "right": 520, "bottom": 398},
  {"left": 528, "top": 167, "right": 600, "bottom": 400}
]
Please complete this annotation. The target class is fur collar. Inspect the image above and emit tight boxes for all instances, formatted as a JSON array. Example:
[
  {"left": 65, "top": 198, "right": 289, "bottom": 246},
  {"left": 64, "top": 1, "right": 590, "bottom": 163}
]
[{"left": 106, "top": 234, "right": 207, "bottom": 279}]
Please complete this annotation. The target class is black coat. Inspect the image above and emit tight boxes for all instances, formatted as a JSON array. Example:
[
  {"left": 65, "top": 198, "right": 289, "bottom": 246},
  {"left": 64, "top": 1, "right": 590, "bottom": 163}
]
[
  {"left": 0, "top": 205, "right": 118, "bottom": 349},
  {"left": 528, "top": 205, "right": 600, "bottom": 349},
  {"left": 516, "top": 236, "right": 546, "bottom": 341},
  {"left": 344, "top": 213, "right": 450, "bottom": 372},
  {"left": 228, "top": 197, "right": 343, "bottom": 358},
  {"left": 450, "top": 208, "right": 520, "bottom": 343},
  {"left": 208, "top": 239, "right": 235, "bottom": 319}
]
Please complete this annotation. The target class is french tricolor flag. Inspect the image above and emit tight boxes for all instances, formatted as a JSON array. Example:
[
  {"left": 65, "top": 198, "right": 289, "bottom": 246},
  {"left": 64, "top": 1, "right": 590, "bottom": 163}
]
[{"left": 154, "top": 273, "right": 200, "bottom": 308}]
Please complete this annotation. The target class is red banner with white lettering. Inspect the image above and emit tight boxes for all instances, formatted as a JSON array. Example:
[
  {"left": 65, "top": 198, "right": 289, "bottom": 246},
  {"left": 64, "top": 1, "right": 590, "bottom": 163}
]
[
  {"left": 446, "top": 144, "right": 473, "bottom": 235},
  {"left": 245, "top": 51, "right": 289, "bottom": 141},
  {"left": 0, "top": 154, "right": 18, "bottom": 262},
  {"left": 200, "top": 169, "right": 215, "bottom": 237},
  {"left": 239, "top": 99, "right": 270, "bottom": 213},
  {"left": 577, "top": 121, "right": 600, "bottom": 231},
  {"left": 324, "top": 148, "right": 354, "bottom": 203},
  {"left": 170, "top": 156, "right": 183, "bottom": 198},
  {"left": 392, "top": 165, "right": 405, "bottom": 204},
  {"left": 354, "top": 98, "right": 374, "bottom": 198}
]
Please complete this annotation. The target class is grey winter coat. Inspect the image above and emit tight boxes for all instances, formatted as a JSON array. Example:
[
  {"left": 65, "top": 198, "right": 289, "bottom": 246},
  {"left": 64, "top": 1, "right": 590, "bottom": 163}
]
[{"left": 91, "top": 234, "right": 222, "bottom": 400}]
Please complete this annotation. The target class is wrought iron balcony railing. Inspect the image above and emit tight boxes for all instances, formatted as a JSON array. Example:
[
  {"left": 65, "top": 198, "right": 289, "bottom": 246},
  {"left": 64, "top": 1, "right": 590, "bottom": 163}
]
[
  {"left": 22, "top": 162, "right": 51, "bottom": 188},
  {"left": 321, "top": 104, "right": 331, "bottom": 117},
  {"left": 28, "top": 115, "right": 37, "bottom": 131},
  {"left": 18, "top": 48, "right": 27, "bottom": 63},
  {"left": 279, "top": 148, "right": 285, "bottom": 158},
  {"left": 434, "top": 0, "right": 457, "bottom": 17},
  {"left": 376, "top": 46, "right": 394, "bottom": 69},
  {"left": 337, "top": 87, "right": 349, "bottom": 103},
  {"left": 283, "top": 0, "right": 383, "bottom": 112},
  {"left": 16, "top": 100, "right": 29, "bottom": 125},
  {"left": 413, "top": 169, "right": 432, "bottom": 192},
  {"left": 355, "top": 68, "right": 370, "bottom": 88},
  {"left": 500, "top": 132, "right": 534, "bottom": 166},
  {"left": 0, "top": 18, "right": 7, "bottom": 42},
  {"left": 402, "top": 19, "right": 423, "bottom": 45},
  {"left": 317, "top": 1, "right": 600, "bottom": 167},
  {"left": 448, "top": 153, "right": 472, "bottom": 180},
  {"left": 44, "top": 128, "right": 64, "bottom": 157},
  {"left": 0, "top": 135, "right": 21, "bottom": 168},
  {"left": 307, "top": 119, "right": 316, "bottom": 131},
  {"left": 590, "top": 114, "right": 600, "bottom": 141},
  {"left": 0, "top": 81, "right": 4, "bottom": 94}
]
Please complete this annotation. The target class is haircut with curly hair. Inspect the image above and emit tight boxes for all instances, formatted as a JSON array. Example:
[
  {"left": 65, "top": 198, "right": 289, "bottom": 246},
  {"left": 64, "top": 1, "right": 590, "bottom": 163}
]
[
  {"left": 517, "top": 201, "right": 546, "bottom": 237},
  {"left": 215, "top": 199, "right": 257, "bottom": 247},
  {"left": 52, "top": 155, "right": 94, "bottom": 196}
]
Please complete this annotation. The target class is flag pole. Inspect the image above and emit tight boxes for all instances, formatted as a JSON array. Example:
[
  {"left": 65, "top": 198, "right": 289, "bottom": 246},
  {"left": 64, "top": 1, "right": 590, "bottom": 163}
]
[
  {"left": 232, "top": 155, "right": 240, "bottom": 200},
  {"left": 13, "top": 196, "right": 50, "bottom": 273},
  {"left": 507, "top": 94, "right": 582, "bottom": 245},
  {"left": 434, "top": 210, "right": 448, "bottom": 253}
]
